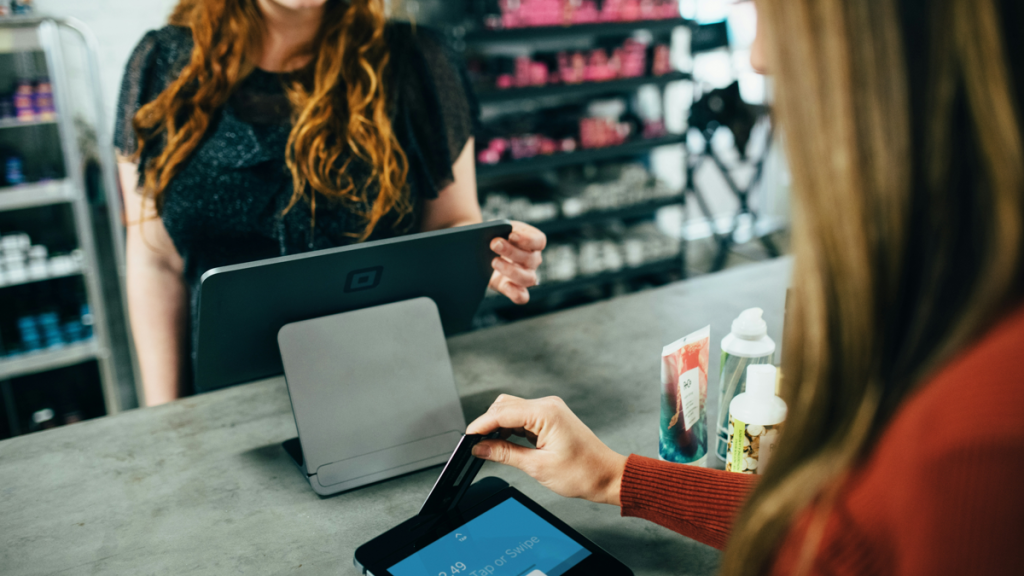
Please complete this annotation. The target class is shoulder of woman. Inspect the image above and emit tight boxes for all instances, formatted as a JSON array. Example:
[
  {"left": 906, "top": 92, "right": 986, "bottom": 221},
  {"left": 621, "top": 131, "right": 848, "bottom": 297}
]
[
  {"left": 130, "top": 25, "right": 193, "bottom": 71},
  {"left": 122, "top": 25, "right": 194, "bottom": 98}
]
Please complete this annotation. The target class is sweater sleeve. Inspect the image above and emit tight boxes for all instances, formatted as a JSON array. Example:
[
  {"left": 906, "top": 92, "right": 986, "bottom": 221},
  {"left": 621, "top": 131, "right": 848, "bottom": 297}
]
[{"left": 619, "top": 454, "right": 757, "bottom": 550}]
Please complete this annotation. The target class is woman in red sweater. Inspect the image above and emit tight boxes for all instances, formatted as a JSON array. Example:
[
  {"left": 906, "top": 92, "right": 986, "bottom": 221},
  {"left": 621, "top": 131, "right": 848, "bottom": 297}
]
[{"left": 467, "top": 0, "right": 1024, "bottom": 574}]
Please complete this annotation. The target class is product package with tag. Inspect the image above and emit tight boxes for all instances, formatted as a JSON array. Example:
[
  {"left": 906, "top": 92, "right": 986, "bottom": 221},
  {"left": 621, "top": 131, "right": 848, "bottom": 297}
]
[{"left": 659, "top": 326, "right": 710, "bottom": 466}]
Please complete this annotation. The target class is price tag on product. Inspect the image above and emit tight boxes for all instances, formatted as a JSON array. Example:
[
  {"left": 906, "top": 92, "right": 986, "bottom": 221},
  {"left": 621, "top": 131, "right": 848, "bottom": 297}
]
[{"left": 680, "top": 367, "right": 701, "bottom": 431}]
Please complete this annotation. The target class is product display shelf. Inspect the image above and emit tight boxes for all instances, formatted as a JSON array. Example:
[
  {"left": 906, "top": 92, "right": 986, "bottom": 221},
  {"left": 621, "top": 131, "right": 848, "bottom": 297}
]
[
  {"left": 0, "top": 340, "right": 99, "bottom": 381},
  {"left": 533, "top": 194, "right": 684, "bottom": 234},
  {"left": 0, "top": 18, "right": 137, "bottom": 429},
  {"left": 0, "top": 179, "right": 75, "bottom": 210},
  {"left": 476, "top": 70, "right": 690, "bottom": 104},
  {"left": 478, "top": 256, "right": 682, "bottom": 313},
  {"left": 462, "top": 17, "right": 690, "bottom": 44},
  {"left": 0, "top": 267, "right": 83, "bottom": 289},
  {"left": 477, "top": 133, "right": 686, "bottom": 179},
  {"left": 0, "top": 116, "right": 58, "bottom": 129}
]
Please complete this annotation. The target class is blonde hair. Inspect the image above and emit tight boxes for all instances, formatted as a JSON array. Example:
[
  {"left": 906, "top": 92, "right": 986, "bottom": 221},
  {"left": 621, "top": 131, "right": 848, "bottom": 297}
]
[{"left": 721, "top": 1, "right": 1024, "bottom": 574}]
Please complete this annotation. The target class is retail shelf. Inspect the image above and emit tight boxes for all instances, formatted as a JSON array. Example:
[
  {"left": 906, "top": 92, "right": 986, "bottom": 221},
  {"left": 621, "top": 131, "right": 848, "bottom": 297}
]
[
  {"left": 0, "top": 340, "right": 100, "bottom": 381},
  {"left": 0, "top": 117, "right": 58, "bottom": 130},
  {"left": 0, "top": 180, "right": 75, "bottom": 211},
  {"left": 533, "top": 195, "right": 684, "bottom": 235},
  {"left": 0, "top": 267, "right": 83, "bottom": 289},
  {"left": 479, "top": 256, "right": 682, "bottom": 312},
  {"left": 477, "top": 71, "right": 690, "bottom": 104},
  {"left": 463, "top": 18, "right": 690, "bottom": 44},
  {"left": 477, "top": 134, "right": 685, "bottom": 179}
]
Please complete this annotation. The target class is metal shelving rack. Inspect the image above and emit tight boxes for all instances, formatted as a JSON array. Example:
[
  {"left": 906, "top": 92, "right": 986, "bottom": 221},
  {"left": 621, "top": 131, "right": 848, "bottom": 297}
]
[
  {"left": 457, "top": 16, "right": 693, "bottom": 314},
  {"left": 0, "top": 17, "right": 136, "bottom": 436}
]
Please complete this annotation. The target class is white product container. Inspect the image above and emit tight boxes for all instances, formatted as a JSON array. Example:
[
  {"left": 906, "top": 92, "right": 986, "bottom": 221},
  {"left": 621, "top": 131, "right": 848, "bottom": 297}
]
[
  {"left": 726, "top": 364, "right": 787, "bottom": 474},
  {"left": 714, "top": 308, "right": 776, "bottom": 461}
]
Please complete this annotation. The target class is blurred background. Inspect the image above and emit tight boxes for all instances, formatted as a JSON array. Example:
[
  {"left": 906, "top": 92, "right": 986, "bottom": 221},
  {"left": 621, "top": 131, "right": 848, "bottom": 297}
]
[{"left": 0, "top": 0, "right": 789, "bottom": 436}]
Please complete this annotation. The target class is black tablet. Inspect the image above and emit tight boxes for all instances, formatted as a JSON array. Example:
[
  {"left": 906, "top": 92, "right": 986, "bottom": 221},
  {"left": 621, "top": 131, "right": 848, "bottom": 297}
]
[
  {"left": 355, "top": 482, "right": 633, "bottom": 576},
  {"left": 194, "top": 220, "right": 512, "bottom": 392}
]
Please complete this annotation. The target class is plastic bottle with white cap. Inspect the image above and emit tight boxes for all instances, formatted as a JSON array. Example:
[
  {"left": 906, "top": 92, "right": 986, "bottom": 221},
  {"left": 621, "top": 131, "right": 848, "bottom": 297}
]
[
  {"left": 726, "top": 364, "right": 787, "bottom": 474},
  {"left": 715, "top": 308, "right": 776, "bottom": 462}
]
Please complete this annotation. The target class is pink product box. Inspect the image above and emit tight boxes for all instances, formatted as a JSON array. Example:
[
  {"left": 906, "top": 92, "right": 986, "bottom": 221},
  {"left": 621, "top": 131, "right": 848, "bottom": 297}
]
[
  {"left": 478, "top": 135, "right": 576, "bottom": 165},
  {"left": 579, "top": 117, "right": 630, "bottom": 149},
  {"left": 651, "top": 44, "right": 672, "bottom": 76}
]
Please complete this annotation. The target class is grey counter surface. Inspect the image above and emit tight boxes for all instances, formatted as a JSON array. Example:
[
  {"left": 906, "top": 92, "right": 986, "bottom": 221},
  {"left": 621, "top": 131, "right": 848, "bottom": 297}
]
[{"left": 0, "top": 258, "right": 791, "bottom": 576}]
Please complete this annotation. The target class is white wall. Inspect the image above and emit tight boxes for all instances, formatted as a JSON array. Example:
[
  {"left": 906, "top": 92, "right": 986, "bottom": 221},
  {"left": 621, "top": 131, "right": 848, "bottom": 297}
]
[{"left": 35, "top": 0, "right": 177, "bottom": 125}]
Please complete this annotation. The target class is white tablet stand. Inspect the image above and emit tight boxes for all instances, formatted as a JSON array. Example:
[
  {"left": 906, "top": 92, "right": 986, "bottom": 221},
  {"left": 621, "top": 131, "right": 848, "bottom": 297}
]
[{"left": 277, "top": 297, "right": 466, "bottom": 496}]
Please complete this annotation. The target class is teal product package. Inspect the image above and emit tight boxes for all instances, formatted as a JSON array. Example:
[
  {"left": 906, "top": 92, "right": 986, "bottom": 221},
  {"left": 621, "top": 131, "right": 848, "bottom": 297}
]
[{"left": 659, "top": 326, "right": 710, "bottom": 466}]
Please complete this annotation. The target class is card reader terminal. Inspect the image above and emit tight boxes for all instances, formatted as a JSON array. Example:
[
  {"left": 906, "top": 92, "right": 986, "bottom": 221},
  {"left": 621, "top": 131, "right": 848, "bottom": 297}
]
[{"left": 354, "top": 434, "right": 633, "bottom": 576}]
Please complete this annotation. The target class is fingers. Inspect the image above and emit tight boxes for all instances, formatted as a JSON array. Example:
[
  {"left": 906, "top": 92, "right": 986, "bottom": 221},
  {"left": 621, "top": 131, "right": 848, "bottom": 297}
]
[
  {"left": 509, "top": 221, "right": 548, "bottom": 252},
  {"left": 490, "top": 237, "right": 543, "bottom": 270},
  {"left": 471, "top": 439, "right": 533, "bottom": 470},
  {"left": 466, "top": 393, "right": 534, "bottom": 435},
  {"left": 492, "top": 257, "right": 538, "bottom": 288},
  {"left": 490, "top": 270, "right": 530, "bottom": 305}
]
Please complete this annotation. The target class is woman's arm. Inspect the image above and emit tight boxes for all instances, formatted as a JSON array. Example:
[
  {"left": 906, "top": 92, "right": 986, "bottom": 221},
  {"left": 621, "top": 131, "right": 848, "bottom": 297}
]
[
  {"left": 421, "top": 138, "right": 547, "bottom": 305},
  {"left": 466, "top": 394, "right": 757, "bottom": 550},
  {"left": 120, "top": 159, "right": 188, "bottom": 407}
]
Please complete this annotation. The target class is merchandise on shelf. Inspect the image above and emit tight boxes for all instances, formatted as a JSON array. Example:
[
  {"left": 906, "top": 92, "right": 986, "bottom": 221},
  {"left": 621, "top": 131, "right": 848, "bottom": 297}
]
[
  {"left": 480, "top": 163, "right": 678, "bottom": 223},
  {"left": 479, "top": 0, "right": 681, "bottom": 30},
  {"left": 29, "top": 408, "right": 56, "bottom": 432},
  {"left": 13, "top": 79, "right": 35, "bottom": 121},
  {"left": 471, "top": 38, "right": 671, "bottom": 92},
  {"left": 0, "top": 231, "right": 84, "bottom": 287},
  {"left": 32, "top": 78, "right": 55, "bottom": 120},
  {"left": 477, "top": 98, "right": 666, "bottom": 165},
  {"left": 10, "top": 0, "right": 31, "bottom": 15},
  {"left": 536, "top": 222, "right": 680, "bottom": 284},
  {"left": 4, "top": 154, "right": 25, "bottom": 186},
  {"left": 6, "top": 306, "right": 92, "bottom": 357}
]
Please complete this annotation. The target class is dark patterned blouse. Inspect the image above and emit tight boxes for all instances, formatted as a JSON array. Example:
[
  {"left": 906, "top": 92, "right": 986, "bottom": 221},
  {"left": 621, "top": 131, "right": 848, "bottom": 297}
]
[{"left": 114, "top": 22, "right": 477, "bottom": 392}]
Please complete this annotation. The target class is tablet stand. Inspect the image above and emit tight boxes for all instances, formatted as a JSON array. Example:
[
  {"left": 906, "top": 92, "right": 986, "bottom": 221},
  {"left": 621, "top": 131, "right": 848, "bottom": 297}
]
[{"left": 277, "top": 297, "right": 467, "bottom": 496}]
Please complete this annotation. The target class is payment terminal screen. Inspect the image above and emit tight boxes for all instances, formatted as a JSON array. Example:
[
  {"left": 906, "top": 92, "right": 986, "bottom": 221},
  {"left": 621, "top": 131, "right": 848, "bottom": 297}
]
[{"left": 389, "top": 499, "right": 592, "bottom": 576}]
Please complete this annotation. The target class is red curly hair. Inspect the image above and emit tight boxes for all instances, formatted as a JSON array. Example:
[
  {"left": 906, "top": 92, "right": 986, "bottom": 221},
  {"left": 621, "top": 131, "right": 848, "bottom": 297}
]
[{"left": 132, "top": 0, "right": 410, "bottom": 240}]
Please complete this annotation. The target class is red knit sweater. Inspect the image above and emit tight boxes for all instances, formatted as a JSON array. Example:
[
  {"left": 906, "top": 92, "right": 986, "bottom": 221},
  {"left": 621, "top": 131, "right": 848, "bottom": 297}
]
[{"left": 621, "top": 304, "right": 1024, "bottom": 575}]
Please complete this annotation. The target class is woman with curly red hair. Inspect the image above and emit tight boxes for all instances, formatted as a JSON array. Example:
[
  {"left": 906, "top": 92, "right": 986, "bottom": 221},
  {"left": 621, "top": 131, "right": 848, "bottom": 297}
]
[{"left": 116, "top": 0, "right": 546, "bottom": 406}]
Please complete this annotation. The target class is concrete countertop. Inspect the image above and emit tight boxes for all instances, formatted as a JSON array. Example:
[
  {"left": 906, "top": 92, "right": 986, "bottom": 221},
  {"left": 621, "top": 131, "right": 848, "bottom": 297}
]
[{"left": 0, "top": 257, "right": 791, "bottom": 576}]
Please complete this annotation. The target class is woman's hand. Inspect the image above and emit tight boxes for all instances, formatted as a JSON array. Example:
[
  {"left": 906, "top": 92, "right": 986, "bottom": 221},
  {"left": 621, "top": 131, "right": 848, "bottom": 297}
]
[
  {"left": 490, "top": 221, "right": 546, "bottom": 304},
  {"left": 467, "top": 394, "right": 627, "bottom": 506}
]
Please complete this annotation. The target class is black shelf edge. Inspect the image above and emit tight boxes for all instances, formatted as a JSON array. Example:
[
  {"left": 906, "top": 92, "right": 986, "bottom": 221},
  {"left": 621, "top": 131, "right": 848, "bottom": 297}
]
[
  {"left": 477, "top": 134, "right": 685, "bottom": 179},
  {"left": 533, "top": 195, "right": 684, "bottom": 235},
  {"left": 463, "top": 18, "right": 691, "bottom": 44},
  {"left": 476, "top": 71, "right": 690, "bottom": 105},
  {"left": 479, "top": 256, "right": 682, "bottom": 313}
]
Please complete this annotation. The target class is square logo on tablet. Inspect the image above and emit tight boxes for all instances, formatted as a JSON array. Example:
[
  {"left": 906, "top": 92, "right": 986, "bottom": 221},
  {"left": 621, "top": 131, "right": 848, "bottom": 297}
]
[{"left": 345, "top": 267, "right": 383, "bottom": 292}]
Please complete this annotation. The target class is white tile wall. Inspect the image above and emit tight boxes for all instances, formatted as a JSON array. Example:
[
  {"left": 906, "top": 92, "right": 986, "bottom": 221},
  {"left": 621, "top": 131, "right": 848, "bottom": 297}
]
[{"left": 35, "top": 0, "right": 177, "bottom": 127}]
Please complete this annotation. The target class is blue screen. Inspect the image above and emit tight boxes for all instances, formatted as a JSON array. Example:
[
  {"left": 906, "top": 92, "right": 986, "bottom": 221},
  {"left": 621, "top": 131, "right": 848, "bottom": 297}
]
[{"left": 389, "top": 499, "right": 591, "bottom": 576}]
